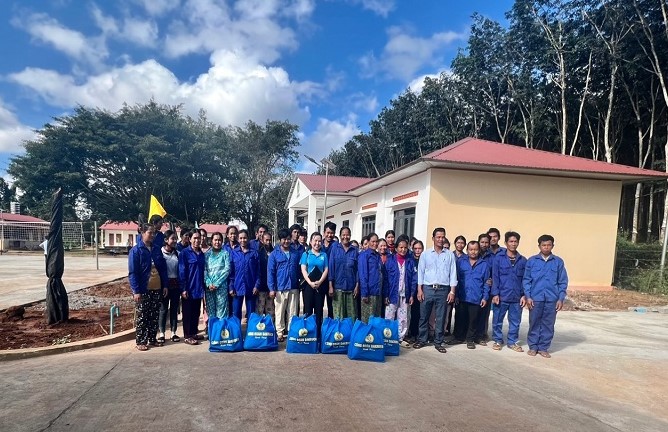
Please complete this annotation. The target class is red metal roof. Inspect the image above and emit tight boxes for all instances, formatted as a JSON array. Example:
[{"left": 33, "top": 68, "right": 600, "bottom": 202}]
[
  {"left": 424, "top": 138, "right": 667, "bottom": 179},
  {"left": 0, "top": 213, "right": 47, "bottom": 223},
  {"left": 100, "top": 221, "right": 139, "bottom": 230},
  {"left": 297, "top": 174, "right": 371, "bottom": 193}
]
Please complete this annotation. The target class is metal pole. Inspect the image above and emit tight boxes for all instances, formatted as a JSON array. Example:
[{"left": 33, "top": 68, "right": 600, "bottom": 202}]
[
  {"left": 322, "top": 162, "right": 329, "bottom": 230},
  {"left": 94, "top": 221, "right": 99, "bottom": 270}
]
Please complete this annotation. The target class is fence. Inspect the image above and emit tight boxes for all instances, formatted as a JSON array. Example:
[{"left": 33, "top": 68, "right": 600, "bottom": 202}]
[
  {"left": 614, "top": 237, "right": 668, "bottom": 294},
  {"left": 0, "top": 221, "right": 84, "bottom": 251}
]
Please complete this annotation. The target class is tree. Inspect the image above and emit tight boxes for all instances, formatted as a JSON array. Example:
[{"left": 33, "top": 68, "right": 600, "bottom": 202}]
[
  {"left": 224, "top": 120, "right": 299, "bottom": 232},
  {"left": 9, "top": 103, "right": 302, "bottom": 228}
]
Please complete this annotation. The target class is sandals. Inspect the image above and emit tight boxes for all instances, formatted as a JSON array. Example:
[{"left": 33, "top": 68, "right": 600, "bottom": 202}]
[
  {"left": 492, "top": 342, "right": 502, "bottom": 351},
  {"left": 412, "top": 342, "right": 427, "bottom": 349},
  {"left": 157, "top": 336, "right": 166, "bottom": 344},
  {"left": 508, "top": 344, "right": 524, "bottom": 353},
  {"left": 194, "top": 334, "right": 205, "bottom": 341},
  {"left": 400, "top": 340, "right": 412, "bottom": 348},
  {"left": 538, "top": 351, "right": 551, "bottom": 358},
  {"left": 277, "top": 335, "right": 285, "bottom": 343},
  {"left": 477, "top": 340, "right": 488, "bottom": 346},
  {"left": 434, "top": 344, "right": 447, "bottom": 353},
  {"left": 527, "top": 349, "right": 537, "bottom": 357},
  {"left": 135, "top": 344, "right": 148, "bottom": 351},
  {"left": 184, "top": 338, "right": 199, "bottom": 345},
  {"left": 171, "top": 335, "right": 180, "bottom": 342},
  {"left": 466, "top": 342, "right": 476, "bottom": 349}
]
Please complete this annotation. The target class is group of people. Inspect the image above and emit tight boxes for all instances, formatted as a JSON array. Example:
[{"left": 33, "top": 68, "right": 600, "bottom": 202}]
[{"left": 128, "top": 218, "right": 568, "bottom": 358}]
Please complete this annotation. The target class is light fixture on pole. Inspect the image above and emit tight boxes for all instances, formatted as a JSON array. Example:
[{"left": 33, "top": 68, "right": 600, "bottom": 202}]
[{"left": 304, "top": 155, "right": 336, "bottom": 230}]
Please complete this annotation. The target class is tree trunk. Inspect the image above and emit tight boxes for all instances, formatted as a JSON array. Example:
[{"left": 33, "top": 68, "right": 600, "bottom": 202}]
[
  {"left": 632, "top": 182, "right": 642, "bottom": 243},
  {"left": 648, "top": 183, "right": 655, "bottom": 241}
]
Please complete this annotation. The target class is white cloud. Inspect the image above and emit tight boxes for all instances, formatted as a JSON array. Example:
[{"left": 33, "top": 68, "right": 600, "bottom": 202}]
[
  {"left": 300, "top": 115, "right": 359, "bottom": 171},
  {"left": 91, "top": 5, "right": 159, "bottom": 48},
  {"left": 163, "top": 0, "right": 308, "bottom": 63},
  {"left": 360, "top": 26, "right": 465, "bottom": 81},
  {"left": 11, "top": 13, "right": 107, "bottom": 67},
  {"left": 8, "top": 51, "right": 317, "bottom": 128},
  {"left": 347, "top": 92, "right": 378, "bottom": 113},
  {"left": 350, "top": 0, "right": 396, "bottom": 17},
  {"left": 0, "top": 100, "right": 36, "bottom": 154},
  {"left": 134, "top": 0, "right": 181, "bottom": 16}
]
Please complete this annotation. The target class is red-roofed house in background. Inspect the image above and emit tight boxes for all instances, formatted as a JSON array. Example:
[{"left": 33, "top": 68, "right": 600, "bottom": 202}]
[
  {"left": 99, "top": 221, "right": 229, "bottom": 251},
  {"left": 0, "top": 212, "right": 49, "bottom": 251},
  {"left": 287, "top": 138, "right": 668, "bottom": 290}
]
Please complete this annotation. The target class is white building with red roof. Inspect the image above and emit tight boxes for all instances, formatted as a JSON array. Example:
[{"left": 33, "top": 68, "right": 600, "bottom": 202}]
[
  {"left": 99, "top": 221, "right": 229, "bottom": 250},
  {"left": 287, "top": 137, "right": 667, "bottom": 290}
]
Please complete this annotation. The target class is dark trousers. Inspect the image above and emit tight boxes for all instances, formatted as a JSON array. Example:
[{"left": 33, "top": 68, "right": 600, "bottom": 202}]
[
  {"left": 232, "top": 294, "right": 257, "bottom": 320},
  {"left": 227, "top": 294, "right": 234, "bottom": 317},
  {"left": 475, "top": 296, "right": 492, "bottom": 340},
  {"left": 159, "top": 287, "right": 180, "bottom": 334},
  {"left": 326, "top": 293, "right": 334, "bottom": 319},
  {"left": 528, "top": 301, "right": 557, "bottom": 351},
  {"left": 418, "top": 287, "right": 447, "bottom": 345},
  {"left": 181, "top": 297, "right": 202, "bottom": 339},
  {"left": 408, "top": 295, "right": 421, "bottom": 338},
  {"left": 355, "top": 290, "right": 362, "bottom": 321},
  {"left": 453, "top": 301, "right": 467, "bottom": 341},
  {"left": 302, "top": 285, "right": 327, "bottom": 344},
  {"left": 464, "top": 302, "right": 481, "bottom": 342}
]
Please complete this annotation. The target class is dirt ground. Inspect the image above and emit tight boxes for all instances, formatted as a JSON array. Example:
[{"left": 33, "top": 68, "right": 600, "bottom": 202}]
[
  {"left": 564, "top": 288, "right": 668, "bottom": 311},
  {"left": 0, "top": 279, "right": 135, "bottom": 350}
]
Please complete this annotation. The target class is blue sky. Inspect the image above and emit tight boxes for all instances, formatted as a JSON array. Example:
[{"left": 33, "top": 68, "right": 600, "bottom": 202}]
[{"left": 0, "top": 0, "right": 513, "bottom": 179}]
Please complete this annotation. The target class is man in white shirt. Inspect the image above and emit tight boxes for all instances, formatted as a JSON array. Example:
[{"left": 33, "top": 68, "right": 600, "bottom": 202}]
[{"left": 414, "top": 227, "right": 458, "bottom": 353}]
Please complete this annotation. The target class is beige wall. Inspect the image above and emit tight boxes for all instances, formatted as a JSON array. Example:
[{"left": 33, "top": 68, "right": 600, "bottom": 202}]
[{"left": 427, "top": 169, "right": 622, "bottom": 288}]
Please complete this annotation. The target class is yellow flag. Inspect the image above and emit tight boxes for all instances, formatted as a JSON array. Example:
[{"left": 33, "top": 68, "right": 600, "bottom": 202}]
[{"left": 148, "top": 195, "right": 167, "bottom": 219}]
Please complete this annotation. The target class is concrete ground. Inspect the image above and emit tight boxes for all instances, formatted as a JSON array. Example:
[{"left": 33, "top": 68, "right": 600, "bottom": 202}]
[
  {"left": 1, "top": 310, "right": 666, "bottom": 432},
  {"left": 0, "top": 253, "right": 127, "bottom": 309}
]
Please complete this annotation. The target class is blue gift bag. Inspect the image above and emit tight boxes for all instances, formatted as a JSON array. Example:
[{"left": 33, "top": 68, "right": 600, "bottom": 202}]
[
  {"left": 209, "top": 316, "right": 243, "bottom": 352},
  {"left": 286, "top": 315, "right": 318, "bottom": 354},
  {"left": 243, "top": 313, "right": 278, "bottom": 351},
  {"left": 369, "top": 316, "right": 400, "bottom": 356},
  {"left": 347, "top": 319, "right": 385, "bottom": 362},
  {"left": 321, "top": 317, "right": 353, "bottom": 354}
]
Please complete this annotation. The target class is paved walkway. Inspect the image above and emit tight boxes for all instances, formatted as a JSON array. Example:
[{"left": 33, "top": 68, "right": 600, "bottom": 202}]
[
  {"left": 1, "top": 311, "right": 666, "bottom": 432},
  {"left": 0, "top": 253, "right": 127, "bottom": 309}
]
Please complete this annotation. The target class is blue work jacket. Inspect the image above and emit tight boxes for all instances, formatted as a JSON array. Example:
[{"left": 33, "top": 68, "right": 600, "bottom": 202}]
[
  {"left": 267, "top": 246, "right": 301, "bottom": 292},
  {"left": 328, "top": 242, "right": 358, "bottom": 292},
  {"left": 491, "top": 250, "right": 527, "bottom": 302},
  {"left": 230, "top": 247, "right": 260, "bottom": 296},
  {"left": 386, "top": 254, "right": 415, "bottom": 305},
  {"left": 128, "top": 242, "right": 152, "bottom": 295},
  {"left": 178, "top": 246, "right": 206, "bottom": 299},
  {"left": 522, "top": 254, "right": 569, "bottom": 302},
  {"left": 457, "top": 258, "right": 490, "bottom": 304},
  {"left": 358, "top": 249, "right": 388, "bottom": 297}
]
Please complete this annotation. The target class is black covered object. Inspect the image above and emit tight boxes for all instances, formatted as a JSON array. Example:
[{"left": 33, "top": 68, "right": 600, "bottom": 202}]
[{"left": 45, "top": 188, "right": 69, "bottom": 324}]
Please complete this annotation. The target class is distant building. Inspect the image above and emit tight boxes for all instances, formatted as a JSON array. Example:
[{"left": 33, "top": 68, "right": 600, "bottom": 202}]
[
  {"left": 0, "top": 213, "right": 49, "bottom": 251},
  {"left": 99, "top": 221, "right": 229, "bottom": 250},
  {"left": 287, "top": 137, "right": 667, "bottom": 290}
]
